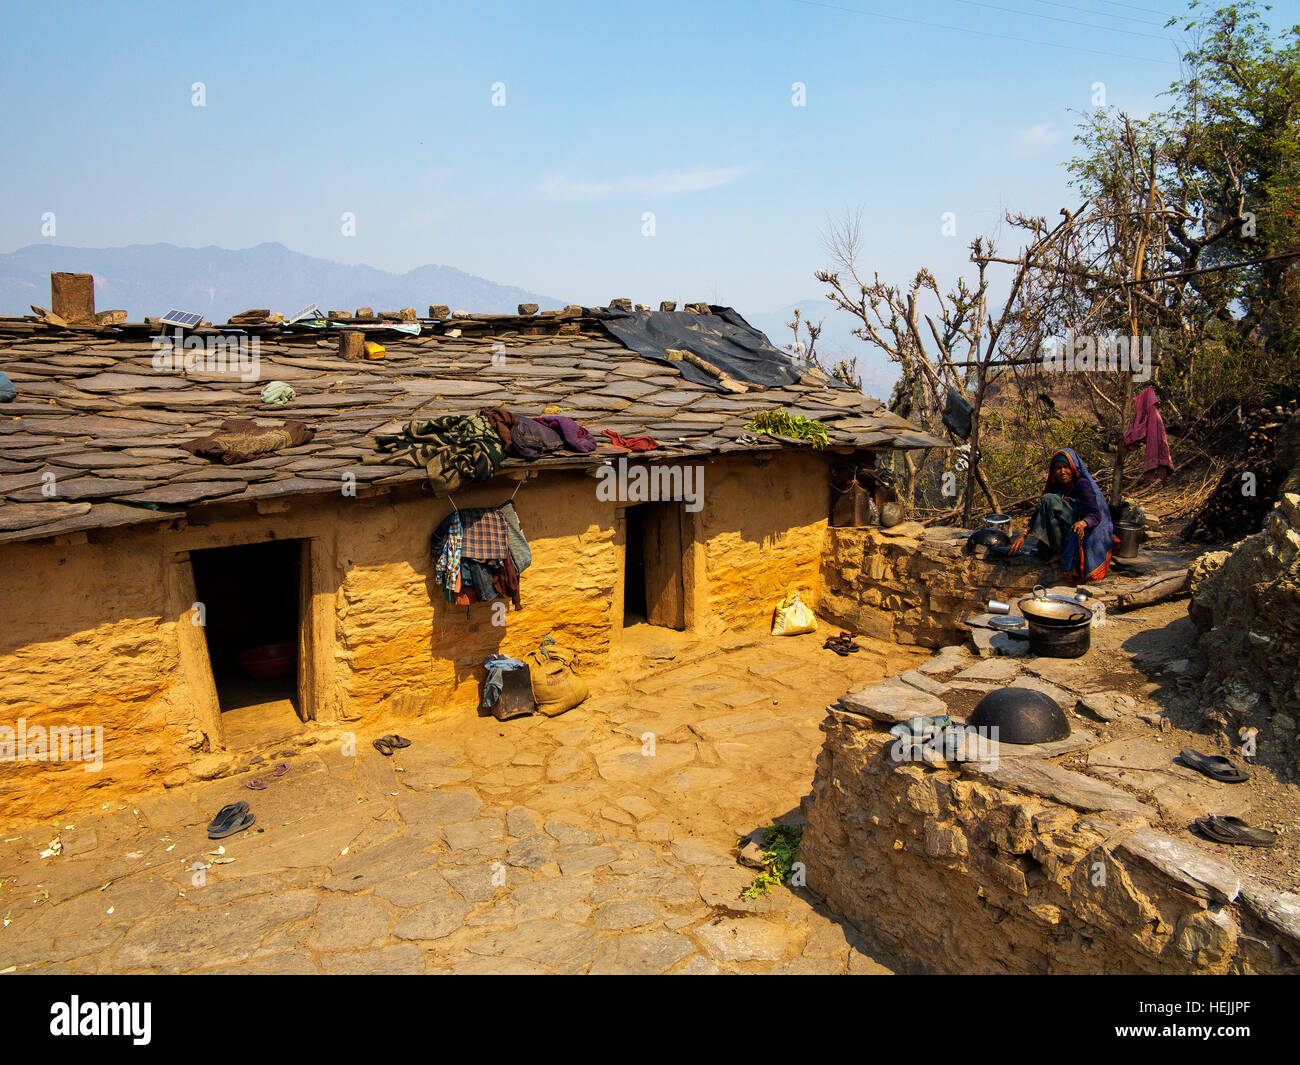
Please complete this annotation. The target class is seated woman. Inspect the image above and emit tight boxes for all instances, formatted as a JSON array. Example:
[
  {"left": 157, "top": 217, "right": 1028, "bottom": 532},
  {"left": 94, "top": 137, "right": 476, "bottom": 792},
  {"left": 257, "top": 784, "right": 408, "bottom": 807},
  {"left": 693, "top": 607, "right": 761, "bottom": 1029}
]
[{"left": 1008, "top": 448, "right": 1116, "bottom": 582}]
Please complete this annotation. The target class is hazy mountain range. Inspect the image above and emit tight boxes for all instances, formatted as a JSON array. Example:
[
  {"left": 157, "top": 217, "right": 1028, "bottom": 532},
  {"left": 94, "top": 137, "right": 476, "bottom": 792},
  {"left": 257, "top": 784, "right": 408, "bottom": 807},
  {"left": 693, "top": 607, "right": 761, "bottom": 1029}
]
[
  {"left": 0, "top": 242, "right": 562, "bottom": 322},
  {"left": 0, "top": 242, "right": 900, "bottom": 397}
]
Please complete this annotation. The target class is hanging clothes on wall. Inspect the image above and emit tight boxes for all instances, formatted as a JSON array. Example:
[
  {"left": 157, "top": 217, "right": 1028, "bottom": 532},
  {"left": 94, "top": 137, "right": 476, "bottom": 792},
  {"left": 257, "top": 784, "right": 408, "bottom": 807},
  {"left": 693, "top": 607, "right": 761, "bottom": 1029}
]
[{"left": 431, "top": 501, "right": 531, "bottom": 606}]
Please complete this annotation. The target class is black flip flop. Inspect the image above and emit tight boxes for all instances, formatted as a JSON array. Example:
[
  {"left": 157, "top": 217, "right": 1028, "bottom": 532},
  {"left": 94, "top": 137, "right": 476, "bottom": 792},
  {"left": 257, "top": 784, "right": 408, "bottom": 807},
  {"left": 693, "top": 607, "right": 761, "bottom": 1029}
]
[
  {"left": 209, "top": 811, "right": 256, "bottom": 840},
  {"left": 1194, "top": 815, "right": 1277, "bottom": 848},
  {"left": 373, "top": 737, "right": 394, "bottom": 756},
  {"left": 206, "top": 802, "right": 252, "bottom": 840},
  {"left": 823, "top": 637, "right": 850, "bottom": 657},
  {"left": 1178, "top": 748, "right": 1250, "bottom": 783},
  {"left": 383, "top": 735, "right": 411, "bottom": 749}
]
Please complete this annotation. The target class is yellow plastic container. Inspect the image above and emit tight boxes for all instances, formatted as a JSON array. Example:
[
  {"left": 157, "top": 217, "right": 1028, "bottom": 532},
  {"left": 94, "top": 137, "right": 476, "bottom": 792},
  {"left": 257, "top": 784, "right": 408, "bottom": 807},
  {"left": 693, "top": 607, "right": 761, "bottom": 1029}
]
[{"left": 364, "top": 341, "right": 385, "bottom": 359}]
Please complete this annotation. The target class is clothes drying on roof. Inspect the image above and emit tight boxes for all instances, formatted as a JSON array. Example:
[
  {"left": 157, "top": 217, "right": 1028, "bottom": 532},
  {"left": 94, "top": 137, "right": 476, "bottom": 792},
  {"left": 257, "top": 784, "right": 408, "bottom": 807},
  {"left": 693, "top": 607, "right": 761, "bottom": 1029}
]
[
  {"left": 601, "top": 429, "right": 659, "bottom": 451},
  {"left": 535, "top": 415, "right": 597, "bottom": 453},
  {"left": 480, "top": 406, "right": 516, "bottom": 451},
  {"left": 372, "top": 413, "right": 505, "bottom": 492},
  {"left": 509, "top": 415, "right": 566, "bottom": 460},
  {"left": 183, "top": 418, "right": 315, "bottom": 465}
]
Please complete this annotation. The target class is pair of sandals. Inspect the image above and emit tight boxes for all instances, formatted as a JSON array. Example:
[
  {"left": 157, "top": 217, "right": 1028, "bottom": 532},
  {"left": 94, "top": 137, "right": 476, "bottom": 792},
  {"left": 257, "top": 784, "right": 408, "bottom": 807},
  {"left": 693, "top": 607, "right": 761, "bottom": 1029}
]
[
  {"left": 824, "top": 631, "right": 861, "bottom": 657},
  {"left": 207, "top": 801, "right": 256, "bottom": 840},
  {"left": 245, "top": 763, "right": 288, "bottom": 790},
  {"left": 1193, "top": 815, "right": 1277, "bottom": 848},
  {"left": 373, "top": 734, "right": 411, "bottom": 757}
]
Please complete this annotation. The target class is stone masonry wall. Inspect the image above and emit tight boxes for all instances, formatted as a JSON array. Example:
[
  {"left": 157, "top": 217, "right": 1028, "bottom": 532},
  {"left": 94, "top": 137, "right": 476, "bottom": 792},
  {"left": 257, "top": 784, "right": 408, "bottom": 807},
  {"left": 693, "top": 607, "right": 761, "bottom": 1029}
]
[
  {"left": 800, "top": 706, "right": 1300, "bottom": 974},
  {"left": 819, "top": 525, "right": 1047, "bottom": 648}
]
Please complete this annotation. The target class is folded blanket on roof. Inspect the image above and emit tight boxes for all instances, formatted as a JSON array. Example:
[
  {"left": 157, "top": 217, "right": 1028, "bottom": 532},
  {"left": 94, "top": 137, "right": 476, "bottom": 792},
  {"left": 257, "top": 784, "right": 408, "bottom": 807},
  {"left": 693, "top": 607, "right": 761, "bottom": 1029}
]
[
  {"left": 372, "top": 413, "right": 505, "bottom": 492},
  {"left": 536, "top": 415, "right": 597, "bottom": 453},
  {"left": 183, "top": 418, "right": 315, "bottom": 464},
  {"left": 509, "top": 415, "right": 566, "bottom": 460}
]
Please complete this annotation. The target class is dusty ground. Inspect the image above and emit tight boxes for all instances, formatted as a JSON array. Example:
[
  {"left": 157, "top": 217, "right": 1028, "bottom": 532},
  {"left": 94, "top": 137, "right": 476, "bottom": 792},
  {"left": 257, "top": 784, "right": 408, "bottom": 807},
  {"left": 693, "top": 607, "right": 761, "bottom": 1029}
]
[{"left": 0, "top": 622, "right": 924, "bottom": 975}]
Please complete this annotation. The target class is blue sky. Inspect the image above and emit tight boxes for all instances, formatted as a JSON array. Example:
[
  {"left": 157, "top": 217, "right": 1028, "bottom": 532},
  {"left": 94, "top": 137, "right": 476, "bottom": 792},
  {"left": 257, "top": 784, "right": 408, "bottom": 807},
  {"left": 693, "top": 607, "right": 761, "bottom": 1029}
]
[{"left": 2, "top": 0, "right": 1296, "bottom": 324}]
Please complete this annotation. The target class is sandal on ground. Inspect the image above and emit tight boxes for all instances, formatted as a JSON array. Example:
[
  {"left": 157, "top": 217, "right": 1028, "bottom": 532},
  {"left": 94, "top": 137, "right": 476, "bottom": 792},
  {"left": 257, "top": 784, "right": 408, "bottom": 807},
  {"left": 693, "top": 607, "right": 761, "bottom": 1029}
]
[
  {"left": 1177, "top": 748, "right": 1250, "bottom": 784},
  {"left": 373, "top": 737, "right": 394, "bottom": 756},
  {"left": 823, "top": 636, "right": 851, "bottom": 657},
  {"left": 382, "top": 735, "right": 411, "bottom": 749},
  {"left": 245, "top": 778, "right": 267, "bottom": 791},
  {"left": 1194, "top": 815, "right": 1277, "bottom": 848},
  {"left": 210, "top": 811, "right": 256, "bottom": 839},
  {"left": 206, "top": 801, "right": 249, "bottom": 838},
  {"left": 272, "top": 763, "right": 288, "bottom": 777},
  {"left": 207, "top": 802, "right": 254, "bottom": 840}
]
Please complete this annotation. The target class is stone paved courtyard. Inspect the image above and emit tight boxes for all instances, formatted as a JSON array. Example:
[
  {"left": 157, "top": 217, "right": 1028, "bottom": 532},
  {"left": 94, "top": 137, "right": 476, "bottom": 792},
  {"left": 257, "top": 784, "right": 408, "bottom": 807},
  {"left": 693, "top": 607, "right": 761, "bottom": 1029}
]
[{"left": 0, "top": 625, "right": 922, "bottom": 975}]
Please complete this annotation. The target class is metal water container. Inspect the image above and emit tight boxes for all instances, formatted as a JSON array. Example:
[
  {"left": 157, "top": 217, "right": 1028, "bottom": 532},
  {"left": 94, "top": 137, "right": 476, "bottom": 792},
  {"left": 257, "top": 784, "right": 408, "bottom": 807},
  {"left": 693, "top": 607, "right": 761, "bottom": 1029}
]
[{"left": 1115, "top": 518, "right": 1145, "bottom": 559}]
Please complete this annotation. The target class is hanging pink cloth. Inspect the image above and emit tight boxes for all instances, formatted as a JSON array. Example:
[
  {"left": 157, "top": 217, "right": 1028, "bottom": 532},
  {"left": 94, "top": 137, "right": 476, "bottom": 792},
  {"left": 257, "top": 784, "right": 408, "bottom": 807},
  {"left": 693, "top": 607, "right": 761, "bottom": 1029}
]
[{"left": 1123, "top": 386, "right": 1174, "bottom": 480}]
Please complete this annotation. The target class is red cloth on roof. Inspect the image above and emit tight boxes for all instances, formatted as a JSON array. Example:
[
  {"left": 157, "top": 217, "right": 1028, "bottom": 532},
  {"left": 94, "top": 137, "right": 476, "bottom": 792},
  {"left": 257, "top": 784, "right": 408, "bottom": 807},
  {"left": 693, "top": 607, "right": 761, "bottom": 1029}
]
[
  {"left": 1123, "top": 386, "right": 1174, "bottom": 480},
  {"left": 601, "top": 429, "right": 658, "bottom": 452}
]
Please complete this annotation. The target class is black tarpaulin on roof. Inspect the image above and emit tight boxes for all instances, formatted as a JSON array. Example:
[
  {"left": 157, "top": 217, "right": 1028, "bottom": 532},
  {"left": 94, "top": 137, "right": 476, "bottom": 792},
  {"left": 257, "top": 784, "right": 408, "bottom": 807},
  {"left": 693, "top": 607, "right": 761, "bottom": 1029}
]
[{"left": 591, "top": 307, "right": 821, "bottom": 391}]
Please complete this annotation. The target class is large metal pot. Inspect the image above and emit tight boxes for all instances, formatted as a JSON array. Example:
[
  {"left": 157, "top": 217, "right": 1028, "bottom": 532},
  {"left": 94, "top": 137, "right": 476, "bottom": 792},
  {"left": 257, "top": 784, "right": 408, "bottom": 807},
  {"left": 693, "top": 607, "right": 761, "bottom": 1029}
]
[{"left": 1018, "top": 585, "right": 1092, "bottom": 658}]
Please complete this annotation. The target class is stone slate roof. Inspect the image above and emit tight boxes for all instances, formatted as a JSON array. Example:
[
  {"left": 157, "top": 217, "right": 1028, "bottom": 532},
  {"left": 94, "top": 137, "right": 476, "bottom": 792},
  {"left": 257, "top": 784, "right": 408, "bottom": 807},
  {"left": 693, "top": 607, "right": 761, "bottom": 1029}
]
[{"left": 0, "top": 308, "right": 944, "bottom": 545}]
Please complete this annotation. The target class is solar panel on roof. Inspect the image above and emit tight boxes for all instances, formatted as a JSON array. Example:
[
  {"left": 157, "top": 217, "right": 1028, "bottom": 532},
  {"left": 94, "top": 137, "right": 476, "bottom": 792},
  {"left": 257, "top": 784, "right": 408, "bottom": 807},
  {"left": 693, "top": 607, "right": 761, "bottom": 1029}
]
[
  {"left": 288, "top": 303, "right": 324, "bottom": 324},
  {"left": 160, "top": 309, "right": 203, "bottom": 328}
]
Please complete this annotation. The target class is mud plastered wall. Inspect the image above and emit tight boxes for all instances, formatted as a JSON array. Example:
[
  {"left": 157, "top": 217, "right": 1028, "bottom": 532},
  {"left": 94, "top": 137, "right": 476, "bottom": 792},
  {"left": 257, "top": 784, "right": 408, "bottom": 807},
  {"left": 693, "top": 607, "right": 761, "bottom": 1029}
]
[
  {"left": 0, "top": 533, "right": 184, "bottom": 823},
  {"left": 701, "top": 450, "right": 833, "bottom": 630}
]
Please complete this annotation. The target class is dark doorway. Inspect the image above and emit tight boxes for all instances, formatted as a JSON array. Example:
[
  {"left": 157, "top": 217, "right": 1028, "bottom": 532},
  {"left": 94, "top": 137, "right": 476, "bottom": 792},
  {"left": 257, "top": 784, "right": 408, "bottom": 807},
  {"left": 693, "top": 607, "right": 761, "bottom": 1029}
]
[
  {"left": 190, "top": 538, "right": 304, "bottom": 746},
  {"left": 623, "top": 502, "right": 685, "bottom": 629}
]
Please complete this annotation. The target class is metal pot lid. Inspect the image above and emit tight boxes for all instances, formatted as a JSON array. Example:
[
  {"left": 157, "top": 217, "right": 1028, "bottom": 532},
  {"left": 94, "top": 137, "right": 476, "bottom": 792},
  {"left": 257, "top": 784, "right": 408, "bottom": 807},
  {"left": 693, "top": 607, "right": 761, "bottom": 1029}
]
[
  {"left": 1019, "top": 585, "right": 1092, "bottom": 624},
  {"left": 968, "top": 686, "right": 1071, "bottom": 744},
  {"left": 989, "top": 615, "right": 1026, "bottom": 630}
]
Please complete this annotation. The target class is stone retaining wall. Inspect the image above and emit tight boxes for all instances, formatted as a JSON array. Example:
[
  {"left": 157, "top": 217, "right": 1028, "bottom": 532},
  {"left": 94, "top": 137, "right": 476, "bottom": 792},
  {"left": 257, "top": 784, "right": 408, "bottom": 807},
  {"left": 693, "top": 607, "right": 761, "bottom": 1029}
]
[
  {"left": 799, "top": 673, "right": 1300, "bottom": 974},
  {"left": 818, "top": 525, "right": 1047, "bottom": 648}
]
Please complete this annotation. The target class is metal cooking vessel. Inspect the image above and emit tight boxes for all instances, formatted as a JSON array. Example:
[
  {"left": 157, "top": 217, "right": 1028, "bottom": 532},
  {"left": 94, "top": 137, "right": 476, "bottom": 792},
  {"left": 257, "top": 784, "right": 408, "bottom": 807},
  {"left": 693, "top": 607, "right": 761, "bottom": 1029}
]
[
  {"left": 968, "top": 687, "right": 1071, "bottom": 745},
  {"left": 1018, "top": 586, "right": 1092, "bottom": 657},
  {"left": 984, "top": 514, "right": 1012, "bottom": 533}
]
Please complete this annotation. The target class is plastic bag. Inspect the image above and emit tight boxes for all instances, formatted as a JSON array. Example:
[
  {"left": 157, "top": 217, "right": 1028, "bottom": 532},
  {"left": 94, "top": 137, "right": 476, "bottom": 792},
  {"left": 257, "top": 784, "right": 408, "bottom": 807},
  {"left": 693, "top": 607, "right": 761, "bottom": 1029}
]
[{"left": 771, "top": 588, "right": 817, "bottom": 636}]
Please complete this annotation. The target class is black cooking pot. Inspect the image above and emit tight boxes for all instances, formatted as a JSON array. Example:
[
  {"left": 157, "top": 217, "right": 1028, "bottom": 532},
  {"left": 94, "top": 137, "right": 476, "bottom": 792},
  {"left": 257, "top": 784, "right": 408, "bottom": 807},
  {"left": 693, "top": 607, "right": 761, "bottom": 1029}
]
[
  {"left": 967, "top": 686, "right": 1071, "bottom": 744},
  {"left": 965, "top": 528, "right": 1011, "bottom": 554},
  {"left": 1018, "top": 586, "right": 1092, "bottom": 658}
]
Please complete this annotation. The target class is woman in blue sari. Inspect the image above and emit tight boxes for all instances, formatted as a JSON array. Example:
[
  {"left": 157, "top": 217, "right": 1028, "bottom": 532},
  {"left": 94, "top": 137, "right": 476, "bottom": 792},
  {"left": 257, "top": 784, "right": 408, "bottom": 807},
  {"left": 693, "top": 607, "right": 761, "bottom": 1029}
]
[{"left": 1008, "top": 448, "right": 1116, "bottom": 582}]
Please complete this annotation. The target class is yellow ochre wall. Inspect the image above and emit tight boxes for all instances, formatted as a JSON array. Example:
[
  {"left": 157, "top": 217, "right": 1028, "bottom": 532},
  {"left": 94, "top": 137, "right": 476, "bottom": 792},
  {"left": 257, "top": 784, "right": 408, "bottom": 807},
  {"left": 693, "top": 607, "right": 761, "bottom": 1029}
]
[{"left": 0, "top": 449, "right": 833, "bottom": 823}]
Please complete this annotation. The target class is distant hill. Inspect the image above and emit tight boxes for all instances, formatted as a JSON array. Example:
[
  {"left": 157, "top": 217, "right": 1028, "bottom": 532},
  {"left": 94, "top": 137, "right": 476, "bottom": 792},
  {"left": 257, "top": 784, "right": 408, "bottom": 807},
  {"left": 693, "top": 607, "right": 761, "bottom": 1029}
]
[
  {"left": 0, "top": 242, "right": 563, "bottom": 322},
  {"left": 745, "top": 299, "right": 900, "bottom": 400}
]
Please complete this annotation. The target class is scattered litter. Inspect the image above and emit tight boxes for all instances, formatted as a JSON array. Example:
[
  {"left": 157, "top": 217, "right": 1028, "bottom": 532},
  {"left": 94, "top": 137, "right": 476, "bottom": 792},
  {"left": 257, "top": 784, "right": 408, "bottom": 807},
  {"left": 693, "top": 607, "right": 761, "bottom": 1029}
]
[
  {"left": 2, "top": 911, "right": 10, "bottom": 928},
  {"left": 165, "top": 844, "right": 175, "bottom": 852},
  {"left": 101, "top": 803, "right": 109, "bottom": 811},
  {"left": 39, "top": 835, "right": 62, "bottom": 859},
  {"left": 105, "top": 906, "right": 114, "bottom": 916},
  {"left": 0, "top": 966, "right": 14, "bottom": 975},
  {"left": 339, "top": 847, "right": 349, "bottom": 857},
  {"left": 4, "top": 837, "right": 22, "bottom": 843},
  {"left": 207, "top": 845, "right": 226, "bottom": 857},
  {"left": 209, "top": 856, "right": 236, "bottom": 866}
]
